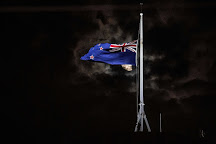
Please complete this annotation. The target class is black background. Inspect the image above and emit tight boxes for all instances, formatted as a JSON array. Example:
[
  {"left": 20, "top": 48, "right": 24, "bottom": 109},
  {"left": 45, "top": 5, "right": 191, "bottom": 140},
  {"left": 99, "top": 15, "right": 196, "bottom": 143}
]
[{"left": 1, "top": 0, "right": 216, "bottom": 143}]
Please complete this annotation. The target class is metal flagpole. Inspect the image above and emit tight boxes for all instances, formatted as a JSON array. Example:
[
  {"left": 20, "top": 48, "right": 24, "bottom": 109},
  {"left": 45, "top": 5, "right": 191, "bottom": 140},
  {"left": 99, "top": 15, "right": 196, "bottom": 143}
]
[
  {"left": 160, "top": 113, "right": 162, "bottom": 132},
  {"left": 134, "top": 11, "right": 151, "bottom": 132}
]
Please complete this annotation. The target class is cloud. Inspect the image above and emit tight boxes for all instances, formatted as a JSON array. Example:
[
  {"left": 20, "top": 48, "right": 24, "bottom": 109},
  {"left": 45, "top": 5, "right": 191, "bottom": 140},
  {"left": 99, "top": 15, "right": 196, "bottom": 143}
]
[
  {"left": 71, "top": 11, "right": 136, "bottom": 84},
  {"left": 121, "top": 65, "right": 133, "bottom": 71},
  {"left": 69, "top": 3, "right": 216, "bottom": 106}
]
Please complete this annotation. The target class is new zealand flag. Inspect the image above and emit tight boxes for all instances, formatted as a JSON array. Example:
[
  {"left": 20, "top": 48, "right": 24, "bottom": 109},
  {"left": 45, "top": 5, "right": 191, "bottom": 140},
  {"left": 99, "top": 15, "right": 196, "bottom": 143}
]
[{"left": 80, "top": 40, "right": 137, "bottom": 65}]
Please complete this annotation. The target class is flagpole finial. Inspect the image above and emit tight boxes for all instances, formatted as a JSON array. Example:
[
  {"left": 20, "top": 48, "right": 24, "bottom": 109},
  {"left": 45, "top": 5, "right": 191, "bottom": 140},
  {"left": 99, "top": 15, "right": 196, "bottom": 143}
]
[{"left": 140, "top": 3, "right": 143, "bottom": 13}]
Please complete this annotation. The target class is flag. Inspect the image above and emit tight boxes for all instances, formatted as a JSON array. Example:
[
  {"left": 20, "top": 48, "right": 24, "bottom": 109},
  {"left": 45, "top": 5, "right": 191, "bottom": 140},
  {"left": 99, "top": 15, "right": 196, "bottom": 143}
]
[{"left": 80, "top": 40, "right": 137, "bottom": 65}]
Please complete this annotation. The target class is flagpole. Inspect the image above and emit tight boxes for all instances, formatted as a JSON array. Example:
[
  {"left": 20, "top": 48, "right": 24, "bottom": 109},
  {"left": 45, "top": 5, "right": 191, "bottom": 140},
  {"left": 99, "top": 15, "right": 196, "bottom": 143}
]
[
  {"left": 140, "top": 12, "right": 144, "bottom": 132},
  {"left": 160, "top": 113, "right": 162, "bottom": 132},
  {"left": 134, "top": 10, "right": 151, "bottom": 132}
]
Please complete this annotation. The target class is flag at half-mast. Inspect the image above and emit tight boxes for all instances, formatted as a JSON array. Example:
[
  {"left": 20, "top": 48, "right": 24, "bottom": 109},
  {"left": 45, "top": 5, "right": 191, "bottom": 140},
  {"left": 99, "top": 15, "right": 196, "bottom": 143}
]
[{"left": 80, "top": 40, "right": 137, "bottom": 65}]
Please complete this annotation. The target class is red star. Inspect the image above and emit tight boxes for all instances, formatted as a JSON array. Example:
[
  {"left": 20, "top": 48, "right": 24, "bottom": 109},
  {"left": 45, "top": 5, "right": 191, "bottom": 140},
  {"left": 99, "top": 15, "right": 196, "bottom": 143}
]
[
  {"left": 100, "top": 47, "right": 103, "bottom": 50},
  {"left": 90, "top": 55, "right": 94, "bottom": 60}
]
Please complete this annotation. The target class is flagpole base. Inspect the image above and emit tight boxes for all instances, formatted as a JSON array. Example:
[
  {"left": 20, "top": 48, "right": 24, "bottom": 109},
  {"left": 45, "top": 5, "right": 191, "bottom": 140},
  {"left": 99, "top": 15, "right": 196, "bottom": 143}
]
[{"left": 134, "top": 103, "right": 151, "bottom": 132}]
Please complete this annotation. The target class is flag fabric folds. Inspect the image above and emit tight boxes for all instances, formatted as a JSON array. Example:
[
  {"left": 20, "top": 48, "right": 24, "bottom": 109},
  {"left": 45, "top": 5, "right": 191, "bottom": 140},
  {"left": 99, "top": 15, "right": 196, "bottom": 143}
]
[{"left": 80, "top": 40, "right": 137, "bottom": 65}]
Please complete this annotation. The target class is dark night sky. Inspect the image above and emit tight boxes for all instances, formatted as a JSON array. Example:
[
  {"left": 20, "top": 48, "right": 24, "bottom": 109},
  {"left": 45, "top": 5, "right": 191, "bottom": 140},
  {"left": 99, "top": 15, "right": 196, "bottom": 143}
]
[{"left": 1, "top": 0, "right": 216, "bottom": 143}]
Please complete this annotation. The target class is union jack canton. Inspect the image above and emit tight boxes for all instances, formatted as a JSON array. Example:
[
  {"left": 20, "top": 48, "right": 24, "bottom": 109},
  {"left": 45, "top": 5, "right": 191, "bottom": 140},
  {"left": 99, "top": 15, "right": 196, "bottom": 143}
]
[{"left": 109, "top": 40, "right": 137, "bottom": 53}]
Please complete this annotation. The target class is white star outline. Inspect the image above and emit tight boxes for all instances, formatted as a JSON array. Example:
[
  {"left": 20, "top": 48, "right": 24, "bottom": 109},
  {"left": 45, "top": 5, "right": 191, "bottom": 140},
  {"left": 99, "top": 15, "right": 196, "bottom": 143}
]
[
  {"left": 90, "top": 55, "right": 94, "bottom": 60},
  {"left": 99, "top": 46, "right": 103, "bottom": 50}
]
